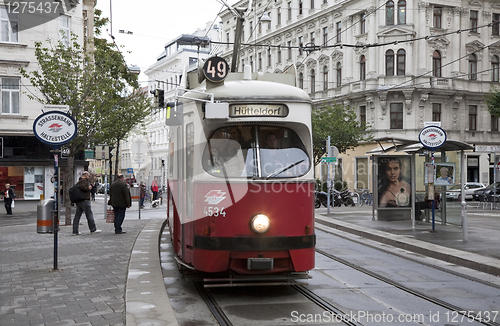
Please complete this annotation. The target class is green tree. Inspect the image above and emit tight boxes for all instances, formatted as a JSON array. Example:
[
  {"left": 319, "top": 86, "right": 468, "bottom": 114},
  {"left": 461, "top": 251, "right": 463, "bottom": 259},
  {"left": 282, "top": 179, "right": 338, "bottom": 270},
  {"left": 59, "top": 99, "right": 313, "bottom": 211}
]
[
  {"left": 20, "top": 10, "right": 151, "bottom": 224},
  {"left": 486, "top": 88, "right": 500, "bottom": 118},
  {"left": 311, "top": 105, "right": 372, "bottom": 166}
]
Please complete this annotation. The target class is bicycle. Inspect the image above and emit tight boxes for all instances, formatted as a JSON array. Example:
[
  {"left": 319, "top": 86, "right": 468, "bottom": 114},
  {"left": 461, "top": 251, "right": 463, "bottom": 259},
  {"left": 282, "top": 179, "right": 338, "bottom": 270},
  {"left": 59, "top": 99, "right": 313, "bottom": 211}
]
[{"left": 143, "top": 191, "right": 152, "bottom": 203}]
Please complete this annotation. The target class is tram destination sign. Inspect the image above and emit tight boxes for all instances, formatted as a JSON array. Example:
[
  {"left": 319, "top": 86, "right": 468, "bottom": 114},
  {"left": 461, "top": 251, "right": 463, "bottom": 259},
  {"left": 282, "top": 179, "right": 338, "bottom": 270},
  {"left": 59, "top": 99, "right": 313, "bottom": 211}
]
[
  {"left": 229, "top": 104, "right": 289, "bottom": 118},
  {"left": 33, "top": 111, "right": 77, "bottom": 146},
  {"left": 418, "top": 125, "right": 446, "bottom": 150}
]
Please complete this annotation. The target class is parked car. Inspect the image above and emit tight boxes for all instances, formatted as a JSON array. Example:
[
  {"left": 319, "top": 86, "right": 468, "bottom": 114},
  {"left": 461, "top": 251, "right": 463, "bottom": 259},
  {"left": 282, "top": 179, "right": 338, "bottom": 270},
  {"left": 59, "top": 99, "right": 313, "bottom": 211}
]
[
  {"left": 473, "top": 182, "right": 500, "bottom": 201},
  {"left": 97, "top": 183, "right": 109, "bottom": 194},
  {"left": 445, "top": 182, "right": 486, "bottom": 201}
]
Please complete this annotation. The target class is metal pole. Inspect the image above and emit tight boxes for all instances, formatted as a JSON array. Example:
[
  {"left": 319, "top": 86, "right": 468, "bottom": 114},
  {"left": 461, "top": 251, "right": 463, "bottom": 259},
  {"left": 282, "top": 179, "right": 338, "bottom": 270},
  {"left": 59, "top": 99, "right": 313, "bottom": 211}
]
[
  {"left": 462, "top": 150, "right": 468, "bottom": 241},
  {"left": 53, "top": 148, "right": 59, "bottom": 271},
  {"left": 326, "top": 136, "right": 331, "bottom": 214},
  {"left": 431, "top": 151, "right": 436, "bottom": 232},
  {"left": 138, "top": 141, "right": 141, "bottom": 219},
  {"left": 104, "top": 158, "right": 108, "bottom": 218},
  {"left": 231, "top": 9, "right": 246, "bottom": 72}
]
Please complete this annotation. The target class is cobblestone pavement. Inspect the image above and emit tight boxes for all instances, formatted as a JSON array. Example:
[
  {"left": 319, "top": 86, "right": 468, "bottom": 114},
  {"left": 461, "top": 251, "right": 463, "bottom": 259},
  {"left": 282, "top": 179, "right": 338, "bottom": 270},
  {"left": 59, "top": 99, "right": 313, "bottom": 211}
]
[{"left": 0, "top": 216, "right": 149, "bottom": 326}]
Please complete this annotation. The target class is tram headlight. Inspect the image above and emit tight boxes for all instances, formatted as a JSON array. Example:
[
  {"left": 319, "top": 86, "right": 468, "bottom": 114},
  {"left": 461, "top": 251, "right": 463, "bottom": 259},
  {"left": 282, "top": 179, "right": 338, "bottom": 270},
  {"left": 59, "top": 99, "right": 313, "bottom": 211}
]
[{"left": 250, "top": 214, "right": 270, "bottom": 234}]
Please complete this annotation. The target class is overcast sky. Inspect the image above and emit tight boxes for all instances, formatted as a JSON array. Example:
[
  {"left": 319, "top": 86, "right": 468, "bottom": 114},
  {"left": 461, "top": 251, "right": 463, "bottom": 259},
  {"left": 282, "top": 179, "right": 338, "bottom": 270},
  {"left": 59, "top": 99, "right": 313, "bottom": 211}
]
[{"left": 95, "top": 1, "right": 238, "bottom": 84}]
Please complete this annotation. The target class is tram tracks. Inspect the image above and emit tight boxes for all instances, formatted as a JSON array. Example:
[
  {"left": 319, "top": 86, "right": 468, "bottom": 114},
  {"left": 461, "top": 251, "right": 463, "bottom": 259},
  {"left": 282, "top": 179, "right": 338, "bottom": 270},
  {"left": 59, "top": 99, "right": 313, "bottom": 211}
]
[{"left": 315, "top": 247, "right": 500, "bottom": 326}]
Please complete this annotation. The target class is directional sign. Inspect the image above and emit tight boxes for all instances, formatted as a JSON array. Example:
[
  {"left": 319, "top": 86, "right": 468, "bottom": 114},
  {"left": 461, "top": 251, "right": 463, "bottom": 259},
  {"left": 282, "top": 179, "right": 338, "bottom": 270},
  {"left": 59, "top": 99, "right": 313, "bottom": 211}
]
[{"left": 321, "top": 157, "right": 337, "bottom": 163}]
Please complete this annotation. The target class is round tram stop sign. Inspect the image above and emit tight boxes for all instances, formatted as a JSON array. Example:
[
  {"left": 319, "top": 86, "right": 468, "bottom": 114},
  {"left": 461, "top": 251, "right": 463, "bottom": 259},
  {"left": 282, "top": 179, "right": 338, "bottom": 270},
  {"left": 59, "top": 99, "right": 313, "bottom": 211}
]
[
  {"left": 418, "top": 125, "right": 447, "bottom": 150},
  {"left": 33, "top": 111, "right": 77, "bottom": 146}
]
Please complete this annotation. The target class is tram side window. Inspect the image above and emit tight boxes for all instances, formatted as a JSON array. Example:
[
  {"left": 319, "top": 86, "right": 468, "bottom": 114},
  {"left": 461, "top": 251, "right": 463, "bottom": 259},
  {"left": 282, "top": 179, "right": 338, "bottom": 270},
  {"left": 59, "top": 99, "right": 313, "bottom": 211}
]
[{"left": 202, "top": 126, "right": 310, "bottom": 179}]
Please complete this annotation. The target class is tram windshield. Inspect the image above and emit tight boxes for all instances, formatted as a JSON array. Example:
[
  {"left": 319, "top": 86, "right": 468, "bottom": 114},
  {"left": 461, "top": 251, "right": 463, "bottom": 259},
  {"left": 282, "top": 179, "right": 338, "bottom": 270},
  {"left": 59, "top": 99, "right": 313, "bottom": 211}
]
[{"left": 202, "top": 126, "right": 310, "bottom": 179}]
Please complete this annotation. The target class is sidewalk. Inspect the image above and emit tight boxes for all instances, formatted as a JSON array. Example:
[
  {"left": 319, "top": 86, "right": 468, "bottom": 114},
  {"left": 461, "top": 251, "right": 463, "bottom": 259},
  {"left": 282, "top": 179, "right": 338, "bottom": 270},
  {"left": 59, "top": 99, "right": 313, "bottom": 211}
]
[
  {"left": 0, "top": 202, "right": 171, "bottom": 326},
  {"left": 1, "top": 199, "right": 499, "bottom": 325}
]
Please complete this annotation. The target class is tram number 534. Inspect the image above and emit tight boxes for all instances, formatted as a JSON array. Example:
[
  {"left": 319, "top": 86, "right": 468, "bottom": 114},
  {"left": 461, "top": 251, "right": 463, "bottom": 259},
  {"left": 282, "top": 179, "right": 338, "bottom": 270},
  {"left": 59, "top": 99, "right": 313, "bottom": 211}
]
[
  {"left": 204, "top": 206, "right": 227, "bottom": 218},
  {"left": 203, "top": 57, "right": 229, "bottom": 83}
]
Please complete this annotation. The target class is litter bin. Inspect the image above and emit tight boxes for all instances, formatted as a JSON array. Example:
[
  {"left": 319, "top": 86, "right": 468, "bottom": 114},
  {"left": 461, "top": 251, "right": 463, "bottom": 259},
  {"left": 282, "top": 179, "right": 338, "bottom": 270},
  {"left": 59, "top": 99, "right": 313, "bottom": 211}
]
[{"left": 37, "top": 199, "right": 55, "bottom": 233}]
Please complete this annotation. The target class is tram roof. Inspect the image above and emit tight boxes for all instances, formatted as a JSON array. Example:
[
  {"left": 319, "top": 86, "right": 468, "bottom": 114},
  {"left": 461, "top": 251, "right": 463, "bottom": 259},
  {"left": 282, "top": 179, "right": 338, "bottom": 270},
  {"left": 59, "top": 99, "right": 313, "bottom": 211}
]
[{"left": 184, "top": 73, "right": 311, "bottom": 103}]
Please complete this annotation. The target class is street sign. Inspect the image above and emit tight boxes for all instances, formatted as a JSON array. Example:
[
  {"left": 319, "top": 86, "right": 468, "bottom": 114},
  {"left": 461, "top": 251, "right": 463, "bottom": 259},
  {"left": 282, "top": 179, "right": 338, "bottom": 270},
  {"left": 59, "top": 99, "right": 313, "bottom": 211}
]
[
  {"left": 418, "top": 125, "right": 446, "bottom": 150},
  {"left": 321, "top": 157, "right": 337, "bottom": 163},
  {"left": 61, "top": 147, "right": 70, "bottom": 157},
  {"left": 84, "top": 150, "right": 94, "bottom": 159},
  {"left": 127, "top": 168, "right": 134, "bottom": 174},
  {"left": 33, "top": 111, "right": 77, "bottom": 146}
]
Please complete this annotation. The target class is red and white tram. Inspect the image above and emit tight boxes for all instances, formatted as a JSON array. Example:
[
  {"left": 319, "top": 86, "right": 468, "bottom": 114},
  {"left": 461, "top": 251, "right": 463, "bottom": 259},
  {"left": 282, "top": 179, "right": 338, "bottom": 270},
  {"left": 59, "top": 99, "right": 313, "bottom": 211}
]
[{"left": 165, "top": 57, "right": 315, "bottom": 283}]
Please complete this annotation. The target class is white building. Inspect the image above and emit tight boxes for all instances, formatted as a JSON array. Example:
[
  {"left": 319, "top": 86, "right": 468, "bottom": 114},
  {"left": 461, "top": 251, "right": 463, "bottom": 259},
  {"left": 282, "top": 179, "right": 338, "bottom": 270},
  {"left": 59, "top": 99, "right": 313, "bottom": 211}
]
[
  {"left": 220, "top": 0, "right": 500, "bottom": 190},
  {"left": 121, "top": 22, "right": 221, "bottom": 190},
  {"left": 0, "top": 0, "right": 95, "bottom": 200}
]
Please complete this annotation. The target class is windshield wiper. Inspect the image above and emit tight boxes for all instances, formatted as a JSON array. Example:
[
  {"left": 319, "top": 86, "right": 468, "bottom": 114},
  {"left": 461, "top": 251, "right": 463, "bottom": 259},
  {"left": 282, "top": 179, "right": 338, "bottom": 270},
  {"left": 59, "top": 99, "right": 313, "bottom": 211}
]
[{"left": 266, "top": 160, "right": 304, "bottom": 179}]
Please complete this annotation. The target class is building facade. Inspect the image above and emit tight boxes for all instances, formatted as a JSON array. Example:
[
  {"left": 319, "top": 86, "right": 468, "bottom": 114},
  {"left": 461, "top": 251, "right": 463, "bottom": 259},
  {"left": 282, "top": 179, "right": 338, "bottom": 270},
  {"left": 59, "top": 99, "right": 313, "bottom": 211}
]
[
  {"left": 0, "top": 0, "right": 95, "bottom": 200},
  {"left": 121, "top": 22, "right": 221, "bottom": 190},
  {"left": 220, "top": 0, "right": 500, "bottom": 190}
]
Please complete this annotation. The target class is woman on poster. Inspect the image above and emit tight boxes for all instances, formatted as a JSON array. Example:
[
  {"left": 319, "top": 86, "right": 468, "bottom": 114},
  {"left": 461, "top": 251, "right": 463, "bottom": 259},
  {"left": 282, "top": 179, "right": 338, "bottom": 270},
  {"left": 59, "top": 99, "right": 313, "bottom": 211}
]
[{"left": 378, "top": 157, "right": 411, "bottom": 207}]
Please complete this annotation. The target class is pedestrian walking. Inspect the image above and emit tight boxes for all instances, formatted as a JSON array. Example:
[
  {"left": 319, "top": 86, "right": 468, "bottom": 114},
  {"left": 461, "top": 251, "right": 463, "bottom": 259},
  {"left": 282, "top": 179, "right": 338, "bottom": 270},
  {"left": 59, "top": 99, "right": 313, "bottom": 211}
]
[
  {"left": 3, "top": 183, "right": 15, "bottom": 216},
  {"left": 109, "top": 174, "right": 131, "bottom": 234},
  {"left": 151, "top": 178, "right": 159, "bottom": 201},
  {"left": 91, "top": 181, "right": 97, "bottom": 201},
  {"left": 139, "top": 181, "right": 146, "bottom": 208},
  {"left": 72, "top": 171, "right": 101, "bottom": 235}
]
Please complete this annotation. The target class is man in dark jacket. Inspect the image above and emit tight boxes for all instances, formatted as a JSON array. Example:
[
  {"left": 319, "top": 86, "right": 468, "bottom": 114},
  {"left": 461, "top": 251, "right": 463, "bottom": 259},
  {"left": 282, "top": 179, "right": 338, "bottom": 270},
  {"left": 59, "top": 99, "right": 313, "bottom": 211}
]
[
  {"left": 109, "top": 174, "right": 131, "bottom": 234},
  {"left": 73, "top": 171, "right": 101, "bottom": 235}
]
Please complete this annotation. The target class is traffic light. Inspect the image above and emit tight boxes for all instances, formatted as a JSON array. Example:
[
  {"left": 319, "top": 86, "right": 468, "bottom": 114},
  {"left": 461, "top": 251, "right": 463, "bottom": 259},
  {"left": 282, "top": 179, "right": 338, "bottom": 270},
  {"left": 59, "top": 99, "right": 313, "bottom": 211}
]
[
  {"left": 108, "top": 146, "right": 114, "bottom": 160},
  {"left": 320, "top": 139, "right": 327, "bottom": 154},
  {"left": 154, "top": 89, "right": 165, "bottom": 108},
  {"left": 165, "top": 101, "right": 183, "bottom": 126}
]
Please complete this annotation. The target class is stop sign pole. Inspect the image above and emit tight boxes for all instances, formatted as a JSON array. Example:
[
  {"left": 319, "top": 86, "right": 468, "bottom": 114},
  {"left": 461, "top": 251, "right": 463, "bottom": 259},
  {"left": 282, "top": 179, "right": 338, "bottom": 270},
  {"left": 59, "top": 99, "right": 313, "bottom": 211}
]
[{"left": 33, "top": 110, "right": 77, "bottom": 271}]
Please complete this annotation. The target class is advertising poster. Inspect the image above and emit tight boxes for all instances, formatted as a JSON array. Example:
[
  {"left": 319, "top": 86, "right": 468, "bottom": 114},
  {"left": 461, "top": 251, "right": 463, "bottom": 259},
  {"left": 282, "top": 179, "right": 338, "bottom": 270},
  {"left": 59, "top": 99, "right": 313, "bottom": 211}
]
[
  {"left": 377, "top": 156, "right": 412, "bottom": 208},
  {"left": 434, "top": 163, "right": 455, "bottom": 186}
]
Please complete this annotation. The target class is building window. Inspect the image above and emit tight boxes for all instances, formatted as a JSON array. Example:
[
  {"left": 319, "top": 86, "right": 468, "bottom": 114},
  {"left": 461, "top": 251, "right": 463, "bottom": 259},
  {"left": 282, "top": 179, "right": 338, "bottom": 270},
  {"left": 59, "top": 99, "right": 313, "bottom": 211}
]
[
  {"left": 258, "top": 52, "right": 262, "bottom": 70},
  {"left": 323, "top": 66, "right": 328, "bottom": 90},
  {"left": 492, "top": 55, "right": 499, "bottom": 82},
  {"left": 470, "top": 10, "right": 478, "bottom": 33},
  {"left": 1, "top": 6, "right": 18, "bottom": 42},
  {"left": 277, "top": 7, "right": 281, "bottom": 25},
  {"left": 299, "top": 0, "right": 303, "bottom": 15},
  {"left": 336, "top": 62, "right": 342, "bottom": 87},
  {"left": 287, "top": 41, "right": 292, "bottom": 59},
  {"left": 390, "top": 103, "right": 404, "bottom": 129},
  {"left": 492, "top": 115, "right": 499, "bottom": 131},
  {"left": 336, "top": 21, "right": 341, "bottom": 43},
  {"left": 258, "top": 21, "right": 262, "bottom": 34},
  {"left": 1, "top": 78, "right": 20, "bottom": 114},
  {"left": 433, "top": 7, "right": 442, "bottom": 29},
  {"left": 287, "top": 2, "right": 292, "bottom": 20},
  {"left": 386, "top": 50, "right": 394, "bottom": 76},
  {"left": 59, "top": 15, "right": 71, "bottom": 46},
  {"left": 469, "top": 53, "right": 477, "bottom": 80},
  {"left": 311, "top": 0, "right": 314, "bottom": 9},
  {"left": 250, "top": 55, "right": 254, "bottom": 71},
  {"left": 360, "top": 55, "right": 366, "bottom": 81},
  {"left": 469, "top": 105, "right": 477, "bottom": 130},
  {"left": 360, "top": 106, "right": 366, "bottom": 128},
  {"left": 397, "top": 49, "right": 406, "bottom": 75},
  {"left": 493, "top": 13, "right": 500, "bottom": 36},
  {"left": 397, "top": 0, "right": 406, "bottom": 25},
  {"left": 310, "top": 31, "right": 315, "bottom": 45},
  {"left": 298, "top": 72, "right": 304, "bottom": 89},
  {"left": 298, "top": 36, "right": 303, "bottom": 55},
  {"left": 360, "top": 14, "right": 366, "bottom": 34},
  {"left": 226, "top": 32, "right": 230, "bottom": 44},
  {"left": 267, "top": 48, "right": 272, "bottom": 67},
  {"left": 323, "top": 0, "right": 327, "bottom": 4},
  {"left": 433, "top": 50, "right": 442, "bottom": 77},
  {"left": 323, "top": 26, "right": 328, "bottom": 46},
  {"left": 277, "top": 46, "right": 282, "bottom": 63},
  {"left": 386, "top": 0, "right": 394, "bottom": 26},
  {"left": 432, "top": 103, "right": 441, "bottom": 121},
  {"left": 310, "top": 69, "right": 315, "bottom": 93}
]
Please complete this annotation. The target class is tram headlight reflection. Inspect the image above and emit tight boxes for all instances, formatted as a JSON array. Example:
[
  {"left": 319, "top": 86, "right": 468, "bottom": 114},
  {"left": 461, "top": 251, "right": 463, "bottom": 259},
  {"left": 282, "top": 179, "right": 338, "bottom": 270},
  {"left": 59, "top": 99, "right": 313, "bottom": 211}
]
[{"left": 251, "top": 214, "right": 270, "bottom": 234}]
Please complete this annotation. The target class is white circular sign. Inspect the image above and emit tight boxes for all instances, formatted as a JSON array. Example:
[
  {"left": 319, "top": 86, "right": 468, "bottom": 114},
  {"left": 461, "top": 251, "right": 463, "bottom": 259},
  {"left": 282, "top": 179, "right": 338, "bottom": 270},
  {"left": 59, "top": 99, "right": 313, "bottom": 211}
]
[
  {"left": 418, "top": 126, "right": 447, "bottom": 150},
  {"left": 33, "top": 111, "right": 77, "bottom": 146}
]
